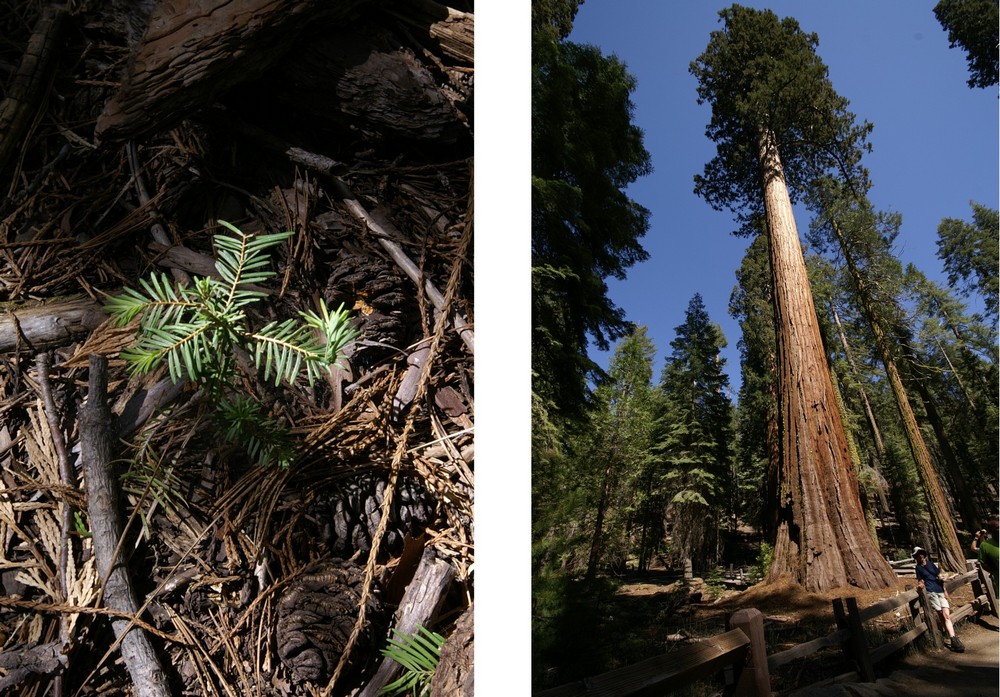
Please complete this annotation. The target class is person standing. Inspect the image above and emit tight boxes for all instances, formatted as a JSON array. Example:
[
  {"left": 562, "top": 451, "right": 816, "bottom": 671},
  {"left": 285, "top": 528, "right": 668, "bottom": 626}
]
[
  {"left": 971, "top": 514, "right": 999, "bottom": 595},
  {"left": 913, "top": 546, "right": 965, "bottom": 652}
]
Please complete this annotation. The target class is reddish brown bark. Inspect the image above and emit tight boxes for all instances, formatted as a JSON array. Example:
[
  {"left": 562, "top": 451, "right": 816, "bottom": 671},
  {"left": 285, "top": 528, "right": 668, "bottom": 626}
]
[{"left": 758, "top": 129, "right": 895, "bottom": 591}]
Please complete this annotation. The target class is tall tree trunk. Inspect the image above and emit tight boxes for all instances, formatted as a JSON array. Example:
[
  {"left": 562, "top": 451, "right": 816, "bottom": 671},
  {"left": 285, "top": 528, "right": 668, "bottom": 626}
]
[
  {"left": 757, "top": 129, "right": 894, "bottom": 591},
  {"left": 911, "top": 377, "right": 981, "bottom": 534},
  {"left": 585, "top": 460, "right": 615, "bottom": 581},
  {"left": 831, "top": 305, "right": 891, "bottom": 515},
  {"left": 824, "top": 216, "right": 966, "bottom": 571}
]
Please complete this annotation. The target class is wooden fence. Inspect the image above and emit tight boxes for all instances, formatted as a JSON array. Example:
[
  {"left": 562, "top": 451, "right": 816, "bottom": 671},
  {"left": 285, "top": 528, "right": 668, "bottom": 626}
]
[{"left": 534, "top": 563, "right": 997, "bottom": 697}]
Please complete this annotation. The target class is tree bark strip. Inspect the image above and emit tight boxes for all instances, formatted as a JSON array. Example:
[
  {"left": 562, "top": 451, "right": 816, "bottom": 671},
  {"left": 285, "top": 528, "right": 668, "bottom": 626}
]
[
  {"left": 758, "top": 128, "right": 894, "bottom": 591},
  {"left": 80, "top": 355, "right": 171, "bottom": 697},
  {"left": 95, "top": 0, "right": 366, "bottom": 143}
]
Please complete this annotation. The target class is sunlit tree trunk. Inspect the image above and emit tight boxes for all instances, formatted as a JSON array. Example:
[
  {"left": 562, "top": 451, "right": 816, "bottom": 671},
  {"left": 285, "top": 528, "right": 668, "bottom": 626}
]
[{"left": 758, "top": 128, "right": 895, "bottom": 591}]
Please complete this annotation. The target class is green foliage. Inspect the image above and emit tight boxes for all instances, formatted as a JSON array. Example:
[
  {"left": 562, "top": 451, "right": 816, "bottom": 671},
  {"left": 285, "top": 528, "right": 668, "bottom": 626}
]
[
  {"left": 936, "top": 201, "right": 999, "bottom": 323},
  {"left": 105, "top": 221, "right": 358, "bottom": 466},
  {"left": 730, "top": 233, "right": 775, "bottom": 534},
  {"left": 652, "top": 295, "right": 734, "bottom": 570},
  {"left": 584, "top": 327, "right": 658, "bottom": 578},
  {"left": 532, "top": 17, "right": 652, "bottom": 414},
  {"left": 933, "top": 0, "right": 999, "bottom": 88},
  {"left": 752, "top": 541, "right": 773, "bottom": 582},
  {"left": 72, "top": 511, "right": 91, "bottom": 538},
  {"left": 690, "top": 5, "right": 872, "bottom": 234},
  {"left": 379, "top": 625, "right": 445, "bottom": 697}
]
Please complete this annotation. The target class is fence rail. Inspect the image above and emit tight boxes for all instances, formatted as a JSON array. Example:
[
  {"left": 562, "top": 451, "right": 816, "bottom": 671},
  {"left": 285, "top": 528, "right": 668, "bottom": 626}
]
[{"left": 534, "top": 563, "right": 997, "bottom": 696}]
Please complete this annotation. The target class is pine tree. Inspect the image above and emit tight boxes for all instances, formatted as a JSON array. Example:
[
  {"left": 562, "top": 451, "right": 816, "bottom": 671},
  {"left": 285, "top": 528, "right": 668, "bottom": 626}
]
[
  {"left": 805, "top": 180, "right": 967, "bottom": 570},
  {"left": 532, "top": 1, "right": 652, "bottom": 416},
  {"left": 584, "top": 327, "right": 657, "bottom": 580},
  {"left": 936, "top": 202, "right": 999, "bottom": 325},
  {"left": 933, "top": 0, "right": 1000, "bottom": 88},
  {"left": 730, "top": 234, "right": 778, "bottom": 535},
  {"left": 653, "top": 295, "right": 734, "bottom": 572}
]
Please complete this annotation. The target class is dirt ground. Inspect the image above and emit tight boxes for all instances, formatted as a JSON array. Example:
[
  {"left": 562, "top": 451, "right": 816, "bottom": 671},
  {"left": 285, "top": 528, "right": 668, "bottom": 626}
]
[{"left": 787, "top": 614, "right": 1000, "bottom": 697}]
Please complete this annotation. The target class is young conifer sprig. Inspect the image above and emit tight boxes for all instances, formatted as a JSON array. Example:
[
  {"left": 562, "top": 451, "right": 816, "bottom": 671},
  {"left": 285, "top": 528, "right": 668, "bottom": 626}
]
[
  {"left": 104, "top": 221, "right": 359, "bottom": 388},
  {"left": 103, "top": 221, "right": 359, "bottom": 467}
]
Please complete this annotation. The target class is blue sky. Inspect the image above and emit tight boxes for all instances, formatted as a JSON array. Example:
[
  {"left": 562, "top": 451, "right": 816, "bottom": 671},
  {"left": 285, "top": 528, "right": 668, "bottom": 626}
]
[{"left": 569, "top": 1, "right": 999, "bottom": 393}]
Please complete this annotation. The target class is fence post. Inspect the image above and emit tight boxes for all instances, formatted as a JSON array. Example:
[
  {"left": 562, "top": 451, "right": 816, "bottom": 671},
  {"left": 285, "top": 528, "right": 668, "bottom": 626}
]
[
  {"left": 728, "top": 608, "right": 770, "bottom": 697},
  {"left": 916, "top": 586, "right": 942, "bottom": 648},
  {"left": 845, "top": 598, "right": 875, "bottom": 682},
  {"left": 978, "top": 563, "right": 998, "bottom": 617}
]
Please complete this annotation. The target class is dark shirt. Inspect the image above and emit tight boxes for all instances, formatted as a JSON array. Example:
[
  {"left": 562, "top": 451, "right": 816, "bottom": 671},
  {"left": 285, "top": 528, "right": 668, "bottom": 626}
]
[{"left": 915, "top": 559, "right": 944, "bottom": 593}]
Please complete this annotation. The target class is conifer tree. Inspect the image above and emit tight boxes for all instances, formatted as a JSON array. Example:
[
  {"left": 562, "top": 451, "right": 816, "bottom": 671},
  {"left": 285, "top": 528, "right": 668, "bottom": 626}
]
[
  {"left": 652, "top": 295, "right": 733, "bottom": 572},
  {"left": 584, "top": 326, "right": 657, "bottom": 580},
  {"left": 532, "top": 0, "right": 652, "bottom": 416}
]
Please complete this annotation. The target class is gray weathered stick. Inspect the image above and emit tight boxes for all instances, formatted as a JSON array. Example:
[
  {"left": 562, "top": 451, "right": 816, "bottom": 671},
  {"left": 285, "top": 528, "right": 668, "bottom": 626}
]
[
  {"left": 81, "top": 355, "right": 172, "bottom": 697},
  {"left": 358, "top": 549, "right": 455, "bottom": 697},
  {"left": 0, "top": 298, "right": 105, "bottom": 354}
]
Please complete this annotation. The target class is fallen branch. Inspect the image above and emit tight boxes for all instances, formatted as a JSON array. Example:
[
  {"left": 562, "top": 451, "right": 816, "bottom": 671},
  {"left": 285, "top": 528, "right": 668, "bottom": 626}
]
[
  {"left": 357, "top": 548, "right": 456, "bottom": 697},
  {"left": 0, "top": 298, "right": 105, "bottom": 354},
  {"left": 0, "top": 640, "right": 67, "bottom": 692},
  {"left": 80, "top": 355, "right": 172, "bottom": 697}
]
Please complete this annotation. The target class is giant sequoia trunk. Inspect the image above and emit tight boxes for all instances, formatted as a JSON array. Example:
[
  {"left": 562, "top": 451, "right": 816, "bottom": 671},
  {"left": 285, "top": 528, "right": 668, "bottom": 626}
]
[{"left": 758, "top": 129, "right": 895, "bottom": 591}]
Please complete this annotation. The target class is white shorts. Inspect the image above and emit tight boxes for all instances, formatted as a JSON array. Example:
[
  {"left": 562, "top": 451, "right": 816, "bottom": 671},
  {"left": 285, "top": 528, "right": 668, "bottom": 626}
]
[{"left": 927, "top": 591, "right": 950, "bottom": 612}]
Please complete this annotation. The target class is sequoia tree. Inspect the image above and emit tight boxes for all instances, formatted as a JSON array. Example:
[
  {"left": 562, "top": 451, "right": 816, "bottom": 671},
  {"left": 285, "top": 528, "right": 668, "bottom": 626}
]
[{"left": 691, "top": 5, "right": 895, "bottom": 590}]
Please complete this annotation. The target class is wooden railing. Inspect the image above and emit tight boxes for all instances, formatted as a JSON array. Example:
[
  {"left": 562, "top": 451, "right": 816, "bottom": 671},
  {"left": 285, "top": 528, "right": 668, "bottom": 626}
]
[{"left": 533, "top": 563, "right": 997, "bottom": 696}]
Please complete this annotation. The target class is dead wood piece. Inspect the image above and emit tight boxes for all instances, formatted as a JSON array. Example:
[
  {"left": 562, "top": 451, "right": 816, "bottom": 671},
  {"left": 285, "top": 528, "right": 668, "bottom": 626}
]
[
  {"left": 95, "top": 0, "right": 366, "bottom": 143},
  {"left": 81, "top": 355, "right": 172, "bottom": 697},
  {"left": 393, "top": 346, "right": 431, "bottom": 418},
  {"left": 0, "top": 640, "right": 67, "bottom": 691},
  {"left": 0, "top": 639, "right": 67, "bottom": 673},
  {"left": 358, "top": 547, "right": 456, "bottom": 697},
  {"left": 0, "top": 4, "right": 66, "bottom": 178},
  {"left": 393, "top": 0, "right": 474, "bottom": 65},
  {"left": 0, "top": 298, "right": 106, "bottom": 354},
  {"left": 429, "top": 602, "right": 473, "bottom": 697}
]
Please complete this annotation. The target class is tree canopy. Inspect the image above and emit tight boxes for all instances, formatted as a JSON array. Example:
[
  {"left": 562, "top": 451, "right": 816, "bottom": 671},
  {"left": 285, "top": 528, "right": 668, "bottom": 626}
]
[
  {"left": 532, "top": 3, "right": 652, "bottom": 411},
  {"left": 936, "top": 202, "right": 999, "bottom": 323},
  {"left": 933, "top": 0, "right": 1000, "bottom": 88},
  {"left": 690, "top": 4, "right": 872, "bottom": 235}
]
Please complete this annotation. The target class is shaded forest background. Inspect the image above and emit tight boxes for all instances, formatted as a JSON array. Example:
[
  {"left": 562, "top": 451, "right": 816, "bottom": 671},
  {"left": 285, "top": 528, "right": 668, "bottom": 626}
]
[{"left": 532, "top": 0, "right": 998, "bottom": 689}]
